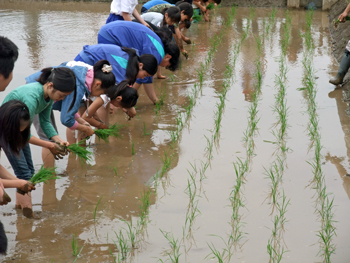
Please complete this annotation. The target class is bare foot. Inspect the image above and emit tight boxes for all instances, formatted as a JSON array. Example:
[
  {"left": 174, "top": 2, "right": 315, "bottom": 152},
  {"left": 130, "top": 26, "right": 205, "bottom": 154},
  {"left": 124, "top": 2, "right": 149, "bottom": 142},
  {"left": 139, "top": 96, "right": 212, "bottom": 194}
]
[{"left": 157, "top": 74, "right": 166, "bottom": 79}]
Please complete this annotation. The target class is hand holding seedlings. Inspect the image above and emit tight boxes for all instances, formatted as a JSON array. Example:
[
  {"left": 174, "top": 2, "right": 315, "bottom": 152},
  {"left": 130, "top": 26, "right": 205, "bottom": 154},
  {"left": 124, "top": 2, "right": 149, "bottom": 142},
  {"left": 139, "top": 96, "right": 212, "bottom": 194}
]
[
  {"left": 17, "top": 180, "right": 36, "bottom": 194},
  {"left": 17, "top": 167, "right": 58, "bottom": 195},
  {"left": 49, "top": 142, "right": 68, "bottom": 160}
]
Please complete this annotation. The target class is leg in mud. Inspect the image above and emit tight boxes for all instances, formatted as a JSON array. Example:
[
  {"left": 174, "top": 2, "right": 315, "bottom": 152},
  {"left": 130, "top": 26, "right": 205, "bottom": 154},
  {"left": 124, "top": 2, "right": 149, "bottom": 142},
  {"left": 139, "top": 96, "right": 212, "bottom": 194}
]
[
  {"left": 144, "top": 83, "right": 159, "bottom": 104},
  {"left": 329, "top": 41, "right": 350, "bottom": 86},
  {"left": 157, "top": 66, "right": 166, "bottom": 79},
  {"left": 0, "top": 220, "right": 7, "bottom": 255},
  {"left": 32, "top": 112, "right": 57, "bottom": 168},
  {"left": 96, "top": 103, "right": 110, "bottom": 126},
  {"left": 5, "top": 144, "right": 34, "bottom": 217}
]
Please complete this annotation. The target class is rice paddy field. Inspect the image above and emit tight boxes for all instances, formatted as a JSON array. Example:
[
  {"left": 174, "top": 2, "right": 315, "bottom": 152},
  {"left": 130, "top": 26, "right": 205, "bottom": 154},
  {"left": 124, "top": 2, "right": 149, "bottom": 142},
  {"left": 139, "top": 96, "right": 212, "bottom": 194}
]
[{"left": 1, "top": 1, "right": 350, "bottom": 262}]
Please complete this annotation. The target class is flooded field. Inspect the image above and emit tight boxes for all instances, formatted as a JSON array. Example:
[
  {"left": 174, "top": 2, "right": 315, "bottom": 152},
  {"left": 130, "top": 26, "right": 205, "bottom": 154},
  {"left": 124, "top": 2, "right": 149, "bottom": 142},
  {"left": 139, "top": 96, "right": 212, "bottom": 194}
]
[{"left": 1, "top": 1, "right": 350, "bottom": 262}]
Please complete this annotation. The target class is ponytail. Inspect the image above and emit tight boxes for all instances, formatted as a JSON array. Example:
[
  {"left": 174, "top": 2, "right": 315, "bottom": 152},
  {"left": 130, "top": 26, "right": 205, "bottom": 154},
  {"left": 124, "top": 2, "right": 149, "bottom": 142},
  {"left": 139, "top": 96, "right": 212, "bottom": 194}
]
[
  {"left": 122, "top": 47, "right": 140, "bottom": 85},
  {"left": 93, "top": 59, "right": 116, "bottom": 90},
  {"left": 106, "top": 80, "right": 139, "bottom": 109},
  {"left": 36, "top": 67, "right": 77, "bottom": 111}
]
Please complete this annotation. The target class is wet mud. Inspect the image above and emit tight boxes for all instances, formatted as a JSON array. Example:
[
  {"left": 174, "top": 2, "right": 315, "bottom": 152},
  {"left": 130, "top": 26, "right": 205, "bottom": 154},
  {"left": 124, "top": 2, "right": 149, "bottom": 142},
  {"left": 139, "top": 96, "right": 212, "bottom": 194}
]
[{"left": 1, "top": 2, "right": 350, "bottom": 263}]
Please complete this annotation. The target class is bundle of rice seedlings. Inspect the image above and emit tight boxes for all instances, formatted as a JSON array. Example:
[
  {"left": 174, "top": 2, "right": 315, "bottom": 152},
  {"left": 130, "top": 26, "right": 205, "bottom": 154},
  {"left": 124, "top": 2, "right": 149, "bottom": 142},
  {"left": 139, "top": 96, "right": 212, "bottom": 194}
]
[
  {"left": 192, "top": 14, "right": 202, "bottom": 23},
  {"left": 67, "top": 141, "right": 93, "bottom": 163},
  {"left": 94, "top": 123, "right": 125, "bottom": 143},
  {"left": 206, "top": 3, "right": 215, "bottom": 10},
  {"left": 333, "top": 16, "right": 350, "bottom": 29},
  {"left": 30, "top": 167, "right": 58, "bottom": 184},
  {"left": 17, "top": 167, "right": 58, "bottom": 195}
]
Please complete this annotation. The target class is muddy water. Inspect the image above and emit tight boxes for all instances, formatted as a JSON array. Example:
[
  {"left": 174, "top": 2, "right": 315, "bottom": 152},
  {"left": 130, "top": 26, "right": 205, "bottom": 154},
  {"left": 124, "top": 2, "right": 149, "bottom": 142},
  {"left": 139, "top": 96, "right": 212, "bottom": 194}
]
[{"left": 1, "top": 2, "right": 350, "bottom": 262}]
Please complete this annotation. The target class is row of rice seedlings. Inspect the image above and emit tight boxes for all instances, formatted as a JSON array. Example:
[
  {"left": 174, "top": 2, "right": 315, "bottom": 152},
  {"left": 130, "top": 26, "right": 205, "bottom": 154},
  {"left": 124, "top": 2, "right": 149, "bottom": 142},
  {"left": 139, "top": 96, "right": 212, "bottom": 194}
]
[
  {"left": 228, "top": 16, "right": 265, "bottom": 250},
  {"left": 204, "top": 11, "right": 256, "bottom": 261},
  {"left": 265, "top": 11, "right": 292, "bottom": 262},
  {"left": 95, "top": 9, "right": 230, "bottom": 263},
  {"left": 300, "top": 11, "right": 336, "bottom": 263},
  {"left": 264, "top": 7, "right": 277, "bottom": 37}
]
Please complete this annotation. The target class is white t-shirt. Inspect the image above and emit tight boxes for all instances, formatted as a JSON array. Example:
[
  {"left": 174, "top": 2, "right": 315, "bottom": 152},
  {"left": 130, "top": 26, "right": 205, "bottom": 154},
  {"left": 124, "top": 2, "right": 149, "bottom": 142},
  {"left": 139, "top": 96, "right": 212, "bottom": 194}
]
[
  {"left": 110, "top": 0, "right": 138, "bottom": 16},
  {"left": 141, "top": 12, "right": 164, "bottom": 27}
]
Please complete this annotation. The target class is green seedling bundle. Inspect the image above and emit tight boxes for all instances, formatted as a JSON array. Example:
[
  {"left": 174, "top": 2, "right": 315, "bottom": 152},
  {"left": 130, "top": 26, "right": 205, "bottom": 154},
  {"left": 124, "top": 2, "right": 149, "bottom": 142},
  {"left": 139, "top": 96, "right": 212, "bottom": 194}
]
[
  {"left": 67, "top": 141, "right": 93, "bottom": 163},
  {"left": 94, "top": 123, "right": 125, "bottom": 143}
]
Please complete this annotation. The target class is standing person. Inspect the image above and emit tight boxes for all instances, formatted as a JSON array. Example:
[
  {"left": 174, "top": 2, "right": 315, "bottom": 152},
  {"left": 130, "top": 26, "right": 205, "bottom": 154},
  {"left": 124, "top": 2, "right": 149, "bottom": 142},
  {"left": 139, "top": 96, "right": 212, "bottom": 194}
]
[
  {"left": 1, "top": 67, "right": 77, "bottom": 217},
  {"left": 329, "top": 3, "right": 350, "bottom": 86},
  {"left": 106, "top": 0, "right": 150, "bottom": 29},
  {"left": 98, "top": 21, "right": 180, "bottom": 104}
]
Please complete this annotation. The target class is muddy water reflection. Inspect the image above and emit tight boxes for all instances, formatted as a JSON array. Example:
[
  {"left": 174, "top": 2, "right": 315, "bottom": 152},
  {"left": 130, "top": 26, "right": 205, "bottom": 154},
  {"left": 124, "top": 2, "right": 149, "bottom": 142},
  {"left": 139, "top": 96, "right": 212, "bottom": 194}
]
[{"left": 1, "top": 2, "right": 350, "bottom": 262}]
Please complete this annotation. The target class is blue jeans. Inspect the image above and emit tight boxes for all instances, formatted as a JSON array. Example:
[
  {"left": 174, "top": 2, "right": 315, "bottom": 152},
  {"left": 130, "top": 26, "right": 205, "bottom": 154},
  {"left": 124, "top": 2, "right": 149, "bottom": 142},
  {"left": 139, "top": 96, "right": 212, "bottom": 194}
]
[{"left": 5, "top": 143, "right": 34, "bottom": 181}]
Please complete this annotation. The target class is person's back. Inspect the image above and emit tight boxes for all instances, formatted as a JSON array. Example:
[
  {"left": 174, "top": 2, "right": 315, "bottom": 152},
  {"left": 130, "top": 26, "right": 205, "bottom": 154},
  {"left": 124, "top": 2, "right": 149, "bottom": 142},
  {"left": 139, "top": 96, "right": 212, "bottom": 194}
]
[
  {"left": 76, "top": 44, "right": 130, "bottom": 83},
  {"left": 147, "top": 3, "right": 173, "bottom": 13},
  {"left": 98, "top": 21, "right": 164, "bottom": 65},
  {"left": 142, "top": 0, "right": 170, "bottom": 13}
]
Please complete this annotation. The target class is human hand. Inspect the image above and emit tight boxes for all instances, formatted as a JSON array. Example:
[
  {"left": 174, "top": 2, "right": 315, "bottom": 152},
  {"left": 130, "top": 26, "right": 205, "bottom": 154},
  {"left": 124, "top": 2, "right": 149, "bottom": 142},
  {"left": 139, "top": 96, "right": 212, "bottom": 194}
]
[
  {"left": 49, "top": 142, "right": 66, "bottom": 160},
  {"left": 82, "top": 125, "right": 95, "bottom": 137},
  {"left": 339, "top": 11, "right": 349, "bottom": 22},
  {"left": 123, "top": 107, "right": 136, "bottom": 118},
  {"left": 143, "top": 22, "right": 152, "bottom": 30},
  {"left": 17, "top": 180, "right": 36, "bottom": 193}
]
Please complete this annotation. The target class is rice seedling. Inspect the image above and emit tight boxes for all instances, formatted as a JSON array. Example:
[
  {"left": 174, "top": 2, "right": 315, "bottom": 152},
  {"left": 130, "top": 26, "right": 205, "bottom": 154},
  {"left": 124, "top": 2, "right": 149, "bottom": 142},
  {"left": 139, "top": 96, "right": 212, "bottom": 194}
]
[
  {"left": 114, "top": 230, "right": 129, "bottom": 260},
  {"left": 94, "top": 123, "right": 125, "bottom": 143},
  {"left": 113, "top": 167, "right": 118, "bottom": 176},
  {"left": 67, "top": 140, "right": 93, "bottom": 163},
  {"left": 131, "top": 141, "right": 135, "bottom": 155},
  {"left": 160, "top": 151, "right": 174, "bottom": 177},
  {"left": 121, "top": 219, "right": 138, "bottom": 249},
  {"left": 93, "top": 196, "right": 103, "bottom": 222},
  {"left": 160, "top": 229, "right": 181, "bottom": 263},
  {"left": 72, "top": 234, "right": 84, "bottom": 257}
]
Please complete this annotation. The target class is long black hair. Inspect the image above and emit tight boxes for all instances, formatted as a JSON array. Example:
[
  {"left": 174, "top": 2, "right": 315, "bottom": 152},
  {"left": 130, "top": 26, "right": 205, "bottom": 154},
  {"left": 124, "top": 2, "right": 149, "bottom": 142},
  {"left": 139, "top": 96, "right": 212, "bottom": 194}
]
[
  {"left": 93, "top": 59, "right": 116, "bottom": 90},
  {"left": 36, "top": 67, "right": 77, "bottom": 111},
  {"left": 0, "top": 100, "right": 30, "bottom": 155},
  {"left": 122, "top": 47, "right": 158, "bottom": 84},
  {"left": 106, "top": 80, "right": 139, "bottom": 109},
  {"left": 155, "top": 27, "right": 180, "bottom": 71}
]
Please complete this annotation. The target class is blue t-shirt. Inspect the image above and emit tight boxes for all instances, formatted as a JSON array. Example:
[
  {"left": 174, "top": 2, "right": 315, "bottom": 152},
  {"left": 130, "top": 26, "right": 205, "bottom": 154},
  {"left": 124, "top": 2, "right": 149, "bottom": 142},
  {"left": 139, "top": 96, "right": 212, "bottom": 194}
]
[
  {"left": 98, "top": 21, "right": 165, "bottom": 84},
  {"left": 75, "top": 44, "right": 130, "bottom": 83}
]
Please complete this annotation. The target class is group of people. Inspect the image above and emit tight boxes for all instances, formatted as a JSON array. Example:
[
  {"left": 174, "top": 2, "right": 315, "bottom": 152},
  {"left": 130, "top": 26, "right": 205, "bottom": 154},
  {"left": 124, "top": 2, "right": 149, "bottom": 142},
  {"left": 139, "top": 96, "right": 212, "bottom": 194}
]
[{"left": 0, "top": 0, "right": 220, "bottom": 255}]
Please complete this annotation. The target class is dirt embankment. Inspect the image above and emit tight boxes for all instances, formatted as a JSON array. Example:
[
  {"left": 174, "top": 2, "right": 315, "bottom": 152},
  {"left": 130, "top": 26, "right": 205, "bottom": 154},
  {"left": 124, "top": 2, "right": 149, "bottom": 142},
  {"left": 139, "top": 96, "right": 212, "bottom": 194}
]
[{"left": 328, "top": 0, "right": 350, "bottom": 62}]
